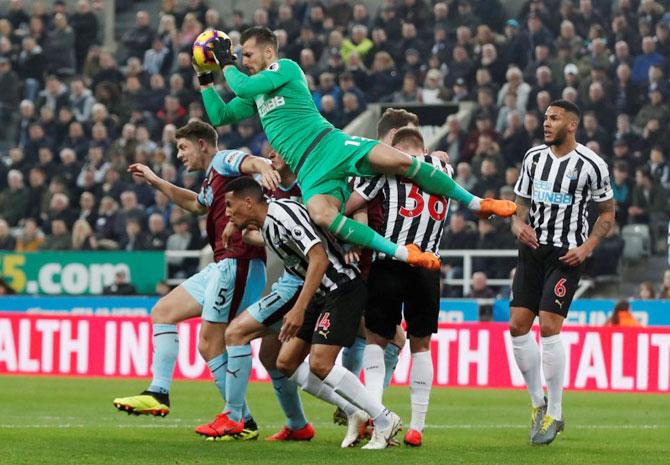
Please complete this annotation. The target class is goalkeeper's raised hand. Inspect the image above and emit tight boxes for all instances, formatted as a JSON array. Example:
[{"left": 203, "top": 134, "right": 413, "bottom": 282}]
[
  {"left": 192, "top": 57, "right": 214, "bottom": 87},
  {"left": 211, "top": 37, "right": 236, "bottom": 69}
]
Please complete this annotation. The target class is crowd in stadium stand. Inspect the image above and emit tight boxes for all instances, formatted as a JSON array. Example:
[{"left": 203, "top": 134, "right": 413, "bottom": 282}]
[{"left": 1, "top": 0, "right": 670, "bottom": 295}]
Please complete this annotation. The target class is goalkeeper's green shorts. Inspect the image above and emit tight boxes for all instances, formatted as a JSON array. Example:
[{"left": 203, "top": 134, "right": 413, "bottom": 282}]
[{"left": 295, "top": 128, "right": 380, "bottom": 205}]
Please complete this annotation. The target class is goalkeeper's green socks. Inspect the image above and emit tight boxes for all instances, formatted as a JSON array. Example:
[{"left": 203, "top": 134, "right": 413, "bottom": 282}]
[
  {"left": 328, "top": 213, "right": 408, "bottom": 261},
  {"left": 405, "top": 156, "right": 481, "bottom": 209}
]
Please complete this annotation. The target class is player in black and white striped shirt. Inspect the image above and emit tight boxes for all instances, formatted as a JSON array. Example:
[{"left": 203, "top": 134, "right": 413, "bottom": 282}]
[
  {"left": 223, "top": 177, "right": 402, "bottom": 449},
  {"left": 346, "top": 127, "right": 452, "bottom": 447},
  {"left": 509, "top": 100, "right": 615, "bottom": 445}
]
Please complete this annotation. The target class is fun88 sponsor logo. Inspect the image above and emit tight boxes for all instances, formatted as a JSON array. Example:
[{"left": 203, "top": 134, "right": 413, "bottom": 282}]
[{"left": 533, "top": 180, "right": 573, "bottom": 205}]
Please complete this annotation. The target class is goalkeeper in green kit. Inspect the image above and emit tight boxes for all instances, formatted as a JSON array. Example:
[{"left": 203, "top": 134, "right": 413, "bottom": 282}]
[{"left": 195, "top": 27, "right": 516, "bottom": 270}]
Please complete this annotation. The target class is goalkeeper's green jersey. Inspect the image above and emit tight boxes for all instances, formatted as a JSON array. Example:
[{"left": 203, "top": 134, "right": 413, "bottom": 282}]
[{"left": 201, "top": 59, "right": 334, "bottom": 171}]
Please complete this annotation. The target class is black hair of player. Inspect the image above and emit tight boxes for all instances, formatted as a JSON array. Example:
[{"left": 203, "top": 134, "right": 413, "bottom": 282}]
[
  {"left": 223, "top": 176, "right": 265, "bottom": 202},
  {"left": 241, "top": 27, "right": 278, "bottom": 52},
  {"left": 548, "top": 99, "right": 581, "bottom": 120}
]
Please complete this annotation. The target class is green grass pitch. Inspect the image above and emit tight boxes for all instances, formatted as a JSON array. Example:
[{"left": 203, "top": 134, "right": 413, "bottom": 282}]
[{"left": 0, "top": 376, "right": 668, "bottom": 465}]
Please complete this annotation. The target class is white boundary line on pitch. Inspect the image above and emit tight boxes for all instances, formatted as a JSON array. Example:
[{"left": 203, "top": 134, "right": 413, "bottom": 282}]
[{"left": 0, "top": 424, "right": 666, "bottom": 430}]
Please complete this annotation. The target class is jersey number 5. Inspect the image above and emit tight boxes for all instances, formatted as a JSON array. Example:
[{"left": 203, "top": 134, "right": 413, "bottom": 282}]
[{"left": 399, "top": 184, "right": 447, "bottom": 221}]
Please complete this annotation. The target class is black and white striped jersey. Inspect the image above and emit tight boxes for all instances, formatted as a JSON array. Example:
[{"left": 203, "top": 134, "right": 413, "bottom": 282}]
[
  {"left": 355, "top": 155, "right": 453, "bottom": 260},
  {"left": 262, "top": 198, "right": 359, "bottom": 294},
  {"left": 514, "top": 143, "right": 613, "bottom": 249}
]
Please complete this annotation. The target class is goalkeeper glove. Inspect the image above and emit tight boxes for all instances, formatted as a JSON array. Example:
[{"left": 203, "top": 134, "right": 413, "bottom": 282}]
[{"left": 211, "top": 38, "right": 237, "bottom": 68}]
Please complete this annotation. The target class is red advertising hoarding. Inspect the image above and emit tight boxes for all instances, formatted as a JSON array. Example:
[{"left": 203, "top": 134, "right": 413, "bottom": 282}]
[{"left": 0, "top": 313, "right": 668, "bottom": 393}]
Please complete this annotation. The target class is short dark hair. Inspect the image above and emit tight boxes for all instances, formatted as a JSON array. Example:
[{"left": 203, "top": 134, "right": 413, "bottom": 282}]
[
  {"left": 175, "top": 120, "right": 218, "bottom": 147},
  {"left": 377, "top": 108, "right": 419, "bottom": 138},
  {"left": 391, "top": 127, "right": 424, "bottom": 150},
  {"left": 548, "top": 99, "right": 581, "bottom": 119},
  {"left": 241, "top": 27, "right": 278, "bottom": 52},
  {"left": 223, "top": 176, "right": 265, "bottom": 202}
]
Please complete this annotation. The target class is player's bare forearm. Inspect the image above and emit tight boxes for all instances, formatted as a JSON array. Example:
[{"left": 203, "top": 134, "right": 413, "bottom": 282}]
[
  {"left": 584, "top": 199, "right": 615, "bottom": 251},
  {"left": 514, "top": 195, "right": 531, "bottom": 223},
  {"left": 155, "top": 178, "right": 207, "bottom": 215},
  {"left": 293, "top": 246, "right": 329, "bottom": 313},
  {"left": 241, "top": 228, "right": 264, "bottom": 247}
]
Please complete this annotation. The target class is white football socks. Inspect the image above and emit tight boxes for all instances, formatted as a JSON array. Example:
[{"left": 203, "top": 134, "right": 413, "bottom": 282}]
[
  {"left": 542, "top": 334, "right": 565, "bottom": 420},
  {"left": 289, "top": 362, "right": 357, "bottom": 416},
  {"left": 409, "top": 351, "right": 433, "bottom": 432},
  {"left": 512, "top": 332, "right": 545, "bottom": 408},
  {"left": 323, "top": 364, "right": 390, "bottom": 429},
  {"left": 363, "top": 344, "right": 386, "bottom": 402}
]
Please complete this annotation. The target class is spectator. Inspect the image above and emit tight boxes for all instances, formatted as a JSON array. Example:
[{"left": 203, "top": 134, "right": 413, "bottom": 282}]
[
  {"left": 659, "top": 270, "right": 670, "bottom": 298},
  {"left": 71, "top": 0, "right": 99, "bottom": 71},
  {"left": 0, "top": 170, "right": 30, "bottom": 227},
  {"left": 341, "top": 92, "right": 364, "bottom": 127},
  {"left": 69, "top": 77, "right": 96, "bottom": 123},
  {"left": 102, "top": 270, "right": 137, "bottom": 295},
  {"left": 122, "top": 11, "right": 156, "bottom": 60},
  {"left": 15, "top": 217, "right": 43, "bottom": 251},
  {"left": 15, "top": 37, "right": 46, "bottom": 101},
  {"left": 319, "top": 94, "right": 344, "bottom": 128},
  {"left": 453, "top": 161, "right": 478, "bottom": 192},
  {"left": 632, "top": 36, "right": 664, "bottom": 85},
  {"left": 41, "top": 218, "right": 71, "bottom": 250},
  {"left": 44, "top": 13, "right": 76, "bottom": 76},
  {"left": 0, "top": 218, "right": 16, "bottom": 250},
  {"left": 166, "top": 217, "right": 197, "bottom": 278},
  {"left": 120, "top": 218, "right": 150, "bottom": 251},
  {"left": 588, "top": 224, "right": 625, "bottom": 278},
  {"left": 0, "top": 57, "right": 19, "bottom": 137},
  {"left": 629, "top": 166, "right": 668, "bottom": 224},
  {"left": 71, "top": 218, "right": 98, "bottom": 250},
  {"left": 465, "top": 271, "right": 496, "bottom": 299},
  {"left": 606, "top": 300, "right": 641, "bottom": 326},
  {"left": 441, "top": 212, "right": 478, "bottom": 281},
  {"left": 612, "top": 161, "right": 632, "bottom": 226},
  {"left": 421, "top": 68, "right": 448, "bottom": 103},
  {"left": 146, "top": 213, "right": 169, "bottom": 250},
  {"left": 78, "top": 191, "right": 98, "bottom": 227},
  {"left": 648, "top": 146, "right": 670, "bottom": 190},
  {"left": 497, "top": 66, "right": 532, "bottom": 113},
  {"left": 638, "top": 281, "right": 656, "bottom": 300},
  {"left": 635, "top": 88, "right": 669, "bottom": 131},
  {"left": 342, "top": 24, "right": 374, "bottom": 64},
  {"left": 114, "top": 190, "right": 146, "bottom": 238},
  {"left": 393, "top": 72, "right": 422, "bottom": 103}
]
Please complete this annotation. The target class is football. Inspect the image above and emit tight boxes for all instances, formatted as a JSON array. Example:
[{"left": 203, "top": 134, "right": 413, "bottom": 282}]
[{"left": 192, "top": 29, "right": 231, "bottom": 72}]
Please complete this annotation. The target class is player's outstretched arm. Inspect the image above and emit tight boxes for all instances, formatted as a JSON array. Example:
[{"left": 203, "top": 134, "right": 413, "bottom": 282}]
[
  {"left": 239, "top": 156, "right": 281, "bottom": 191},
  {"left": 128, "top": 163, "right": 207, "bottom": 215},
  {"left": 278, "top": 244, "right": 329, "bottom": 343}
]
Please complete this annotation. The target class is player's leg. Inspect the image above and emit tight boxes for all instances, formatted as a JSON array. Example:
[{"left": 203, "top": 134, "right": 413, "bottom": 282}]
[
  {"left": 260, "top": 333, "right": 314, "bottom": 441},
  {"left": 532, "top": 257, "right": 580, "bottom": 445},
  {"left": 405, "top": 336, "right": 432, "bottom": 447},
  {"left": 341, "top": 318, "right": 367, "bottom": 377},
  {"left": 509, "top": 246, "right": 547, "bottom": 439},
  {"left": 334, "top": 319, "right": 367, "bottom": 425},
  {"left": 363, "top": 143, "right": 516, "bottom": 217},
  {"left": 112, "top": 285, "right": 202, "bottom": 416},
  {"left": 363, "top": 261, "right": 403, "bottom": 403},
  {"left": 195, "top": 259, "right": 263, "bottom": 440},
  {"left": 307, "top": 194, "right": 440, "bottom": 270},
  {"left": 402, "top": 265, "right": 441, "bottom": 447},
  {"left": 311, "top": 279, "right": 401, "bottom": 449},
  {"left": 383, "top": 326, "right": 406, "bottom": 389}
]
